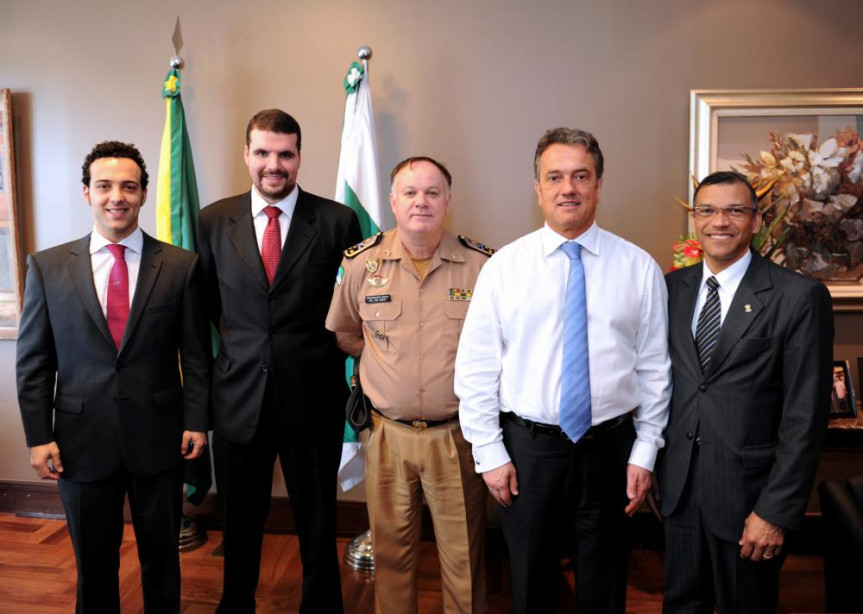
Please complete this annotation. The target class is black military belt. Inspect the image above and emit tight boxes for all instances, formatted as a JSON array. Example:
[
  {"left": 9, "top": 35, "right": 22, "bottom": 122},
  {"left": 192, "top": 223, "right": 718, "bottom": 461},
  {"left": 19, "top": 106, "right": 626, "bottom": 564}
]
[
  {"left": 373, "top": 408, "right": 458, "bottom": 429},
  {"left": 503, "top": 411, "right": 630, "bottom": 441}
]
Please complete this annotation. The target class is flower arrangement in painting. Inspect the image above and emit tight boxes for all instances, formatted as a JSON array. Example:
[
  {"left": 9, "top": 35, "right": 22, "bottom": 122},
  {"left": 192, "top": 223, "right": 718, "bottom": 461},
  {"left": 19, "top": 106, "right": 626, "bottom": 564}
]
[
  {"left": 669, "top": 235, "right": 703, "bottom": 271},
  {"left": 671, "top": 128, "right": 863, "bottom": 281},
  {"left": 736, "top": 128, "right": 863, "bottom": 281}
]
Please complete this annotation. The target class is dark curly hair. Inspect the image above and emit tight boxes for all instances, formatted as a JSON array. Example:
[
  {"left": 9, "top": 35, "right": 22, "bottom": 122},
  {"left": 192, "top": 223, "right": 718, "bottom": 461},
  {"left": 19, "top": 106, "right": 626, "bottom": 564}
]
[{"left": 81, "top": 141, "right": 148, "bottom": 190}]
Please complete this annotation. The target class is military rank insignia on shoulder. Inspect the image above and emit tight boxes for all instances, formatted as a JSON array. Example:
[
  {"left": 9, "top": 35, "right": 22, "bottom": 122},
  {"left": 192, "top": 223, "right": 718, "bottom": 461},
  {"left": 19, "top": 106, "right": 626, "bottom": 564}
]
[
  {"left": 344, "top": 232, "right": 383, "bottom": 259},
  {"left": 459, "top": 235, "right": 495, "bottom": 257}
]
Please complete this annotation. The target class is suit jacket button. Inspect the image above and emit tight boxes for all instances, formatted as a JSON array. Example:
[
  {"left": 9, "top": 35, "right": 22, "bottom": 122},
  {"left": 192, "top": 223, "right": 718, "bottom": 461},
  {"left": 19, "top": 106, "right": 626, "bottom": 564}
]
[
  {"left": 262, "top": 364, "right": 269, "bottom": 372},
  {"left": 698, "top": 384, "right": 707, "bottom": 392},
  {"left": 269, "top": 331, "right": 276, "bottom": 338},
  {"left": 686, "top": 432, "right": 694, "bottom": 440}
]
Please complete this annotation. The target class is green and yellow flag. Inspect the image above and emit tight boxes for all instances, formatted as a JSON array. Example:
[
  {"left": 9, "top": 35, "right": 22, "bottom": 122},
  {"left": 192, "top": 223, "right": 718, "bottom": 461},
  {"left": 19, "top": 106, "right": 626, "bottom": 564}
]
[
  {"left": 156, "top": 68, "right": 200, "bottom": 251},
  {"left": 155, "top": 67, "right": 210, "bottom": 505}
]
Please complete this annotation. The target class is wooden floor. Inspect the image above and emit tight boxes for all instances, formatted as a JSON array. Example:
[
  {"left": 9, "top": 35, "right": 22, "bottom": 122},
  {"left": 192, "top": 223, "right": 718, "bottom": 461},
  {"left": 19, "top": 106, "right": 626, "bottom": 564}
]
[{"left": 0, "top": 513, "right": 825, "bottom": 613}]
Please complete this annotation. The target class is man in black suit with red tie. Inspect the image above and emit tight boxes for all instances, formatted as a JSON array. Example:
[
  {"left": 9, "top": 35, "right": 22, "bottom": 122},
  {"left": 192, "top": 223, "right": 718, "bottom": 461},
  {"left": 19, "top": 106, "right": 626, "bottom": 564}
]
[
  {"left": 660, "top": 171, "right": 833, "bottom": 613},
  {"left": 197, "top": 109, "right": 361, "bottom": 613},
  {"left": 17, "top": 141, "right": 211, "bottom": 613}
]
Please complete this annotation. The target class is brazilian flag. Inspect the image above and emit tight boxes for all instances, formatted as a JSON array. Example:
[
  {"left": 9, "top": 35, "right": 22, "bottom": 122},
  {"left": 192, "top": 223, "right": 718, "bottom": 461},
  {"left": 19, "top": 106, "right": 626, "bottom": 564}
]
[{"left": 155, "top": 67, "right": 211, "bottom": 506}]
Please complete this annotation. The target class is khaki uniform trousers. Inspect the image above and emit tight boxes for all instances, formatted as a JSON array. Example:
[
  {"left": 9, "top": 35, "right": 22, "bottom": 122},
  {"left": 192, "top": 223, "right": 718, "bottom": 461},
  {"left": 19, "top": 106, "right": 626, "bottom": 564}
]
[{"left": 363, "top": 412, "right": 488, "bottom": 613}]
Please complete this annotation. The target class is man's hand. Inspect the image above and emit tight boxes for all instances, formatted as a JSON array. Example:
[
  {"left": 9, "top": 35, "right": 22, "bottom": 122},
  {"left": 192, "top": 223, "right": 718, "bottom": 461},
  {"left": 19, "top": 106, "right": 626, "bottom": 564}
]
[
  {"left": 30, "top": 442, "right": 63, "bottom": 480},
  {"left": 181, "top": 431, "right": 208, "bottom": 460},
  {"left": 483, "top": 462, "right": 519, "bottom": 507},
  {"left": 739, "top": 511, "right": 785, "bottom": 562},
  {"left": 625, "top": 464, "right": 652, "bottom": 516},
  {"left": 335, "top": 332, "right": 365, "bottom": 358}
]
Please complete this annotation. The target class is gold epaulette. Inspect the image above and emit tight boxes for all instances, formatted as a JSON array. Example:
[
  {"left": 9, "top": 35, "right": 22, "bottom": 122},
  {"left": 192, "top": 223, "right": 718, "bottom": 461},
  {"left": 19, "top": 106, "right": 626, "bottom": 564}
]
[
  {"left": 459, "top": 235, "right": 495, "bottom": 257},
  {"left": 344, "top": 232, "right": 383, "bottom": 258}
]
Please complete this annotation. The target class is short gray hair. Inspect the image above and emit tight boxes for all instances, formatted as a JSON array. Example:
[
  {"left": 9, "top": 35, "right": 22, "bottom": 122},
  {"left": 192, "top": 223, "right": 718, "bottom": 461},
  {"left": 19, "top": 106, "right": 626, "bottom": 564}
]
[{"left": 533, "top": 127, "right": 604, "bottom": 181}]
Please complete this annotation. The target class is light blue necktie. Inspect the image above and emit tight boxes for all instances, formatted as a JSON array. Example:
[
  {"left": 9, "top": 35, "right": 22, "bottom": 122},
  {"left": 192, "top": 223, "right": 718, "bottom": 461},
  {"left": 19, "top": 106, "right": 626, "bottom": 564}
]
[{"left": 559, "top": 242, "right": 592, "bottom": 442}]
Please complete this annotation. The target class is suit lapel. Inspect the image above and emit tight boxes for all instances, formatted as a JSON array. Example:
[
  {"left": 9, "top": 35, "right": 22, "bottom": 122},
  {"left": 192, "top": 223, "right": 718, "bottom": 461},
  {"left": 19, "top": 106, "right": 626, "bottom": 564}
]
[
  {"left": 270, "top": 188, "right": 317, "bottom": 290},
  {"left": 704, "top": 253, "right": 769, "bottom": 378},
  {"left": 227, "top": 192, "right": 270, "bottom": 292},
  {"left": 673, "top": 266, "right": 704, "bottom": 381},
  {"left": 122, "top": 233, "right": 163, "bottom": 352},
  {"left": 68, "top": 235, "right": 116, "bottom": 351}
]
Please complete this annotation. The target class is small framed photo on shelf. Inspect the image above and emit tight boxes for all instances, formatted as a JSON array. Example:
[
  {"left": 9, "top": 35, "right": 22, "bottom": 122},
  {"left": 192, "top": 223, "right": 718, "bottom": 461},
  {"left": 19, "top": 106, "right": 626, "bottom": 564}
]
[{"left": 830, "top": 360, "right": 857, "bottom": 418}]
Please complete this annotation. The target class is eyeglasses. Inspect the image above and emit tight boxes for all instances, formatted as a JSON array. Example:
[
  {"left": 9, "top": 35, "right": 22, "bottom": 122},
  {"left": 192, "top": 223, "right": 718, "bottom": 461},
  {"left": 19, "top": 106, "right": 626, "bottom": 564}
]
[{"left": 692, "top": 206, "right": 758, "bottom": 219}]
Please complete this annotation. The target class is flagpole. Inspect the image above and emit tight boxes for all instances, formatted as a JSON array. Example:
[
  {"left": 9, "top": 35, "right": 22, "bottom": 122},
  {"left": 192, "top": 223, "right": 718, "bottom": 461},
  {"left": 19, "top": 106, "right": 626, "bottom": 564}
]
[
  {"left": 160, "top": 16, "right": 208, "bottom": 553},
  {"left": 342, "top": 43, "right": 378, "bottom": 575}
]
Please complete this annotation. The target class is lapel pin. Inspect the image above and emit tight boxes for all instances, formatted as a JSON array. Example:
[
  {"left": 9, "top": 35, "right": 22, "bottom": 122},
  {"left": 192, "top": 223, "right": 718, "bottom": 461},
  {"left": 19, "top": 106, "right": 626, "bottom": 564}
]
[{"left": 744, "top": 304, "right": 752, "bottom": 313}]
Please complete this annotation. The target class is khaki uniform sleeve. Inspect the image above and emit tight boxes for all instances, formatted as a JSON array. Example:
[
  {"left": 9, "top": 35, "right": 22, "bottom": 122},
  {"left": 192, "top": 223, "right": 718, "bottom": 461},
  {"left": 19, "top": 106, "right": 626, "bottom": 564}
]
[{"left": 325, "top": 257, "right": 364, "bottom": 334}]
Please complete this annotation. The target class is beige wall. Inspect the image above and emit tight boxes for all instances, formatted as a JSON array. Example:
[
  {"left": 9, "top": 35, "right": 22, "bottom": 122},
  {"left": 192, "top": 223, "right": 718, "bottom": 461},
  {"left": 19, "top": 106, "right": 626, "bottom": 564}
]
[{"left": 1, "top": 0, "right": 862, "bottom": 497}]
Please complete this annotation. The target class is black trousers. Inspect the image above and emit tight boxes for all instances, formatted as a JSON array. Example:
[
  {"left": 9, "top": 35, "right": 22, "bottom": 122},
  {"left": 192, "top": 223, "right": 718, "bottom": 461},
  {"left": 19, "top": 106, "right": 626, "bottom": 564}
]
[
  {"left": 58, "top": 465, "right": 184, "bottom": 614},
  {"left": 663, "top": 449, "right": 783, "bottom": 614},
  {"left": 500, "top": 413, "right": 634, "bottom": 614},
  {"left": 214, "top": 377, "right": 343, "bottom": 614}
]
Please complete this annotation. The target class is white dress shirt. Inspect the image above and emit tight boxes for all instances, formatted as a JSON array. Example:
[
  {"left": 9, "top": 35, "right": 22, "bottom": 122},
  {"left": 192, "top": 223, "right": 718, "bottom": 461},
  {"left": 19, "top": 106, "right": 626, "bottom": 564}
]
[
  {"left": 690, "top": 250, "right": 752, "bottom": 336},
  {"left": 455, "top": 223, "right": 671, "bottom": 473},
  {"left": 89, "top": 227, "right": 143, "bottom": 317},
  {"left": 250, "top": 185, "right": 299, "bottom": 251}
]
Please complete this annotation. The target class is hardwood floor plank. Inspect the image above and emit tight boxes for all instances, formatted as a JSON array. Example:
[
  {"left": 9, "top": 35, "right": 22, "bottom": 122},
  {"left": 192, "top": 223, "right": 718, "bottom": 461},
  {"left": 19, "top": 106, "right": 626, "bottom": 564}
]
[{"left": 0, "top": 513, "right": 826, "bottom": 613}]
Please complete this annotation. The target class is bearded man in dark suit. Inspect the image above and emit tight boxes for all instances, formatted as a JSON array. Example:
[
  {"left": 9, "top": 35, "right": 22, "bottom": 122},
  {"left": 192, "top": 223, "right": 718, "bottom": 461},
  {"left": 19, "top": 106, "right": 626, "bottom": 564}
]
[
  {"left": 197, "top": 109, "right": 361, "bottom": 613},
  {"left": 17, "top": 141, "right": 211, "bottom": 613},
  {"left": 659, "top": 171, "right": 833, "bottom": 613}
]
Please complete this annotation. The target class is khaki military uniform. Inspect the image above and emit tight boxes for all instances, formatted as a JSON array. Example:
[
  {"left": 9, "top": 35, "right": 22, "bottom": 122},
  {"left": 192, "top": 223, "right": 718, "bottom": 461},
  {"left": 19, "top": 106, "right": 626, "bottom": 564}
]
[{"left": 326, "top": 228, "right": 492, "bottom": 614}]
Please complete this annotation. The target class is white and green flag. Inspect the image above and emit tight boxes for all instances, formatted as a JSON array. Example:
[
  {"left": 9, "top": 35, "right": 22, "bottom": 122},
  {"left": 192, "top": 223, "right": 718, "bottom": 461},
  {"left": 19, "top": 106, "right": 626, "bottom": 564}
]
[{"left": 335, "top": 58, "right": 388, "bottom": 491}]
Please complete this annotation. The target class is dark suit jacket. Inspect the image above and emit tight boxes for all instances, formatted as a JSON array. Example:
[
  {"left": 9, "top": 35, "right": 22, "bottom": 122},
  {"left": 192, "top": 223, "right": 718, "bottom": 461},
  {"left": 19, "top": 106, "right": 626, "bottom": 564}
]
[
  {"left": 658, "top": 252, "right": 833, "bottom": 541},
  {"left": 16, "top": 232, "right": 211, "bottom": 482},
  {"left": 196, "top": 188, "right": 361, "bottom": 444}
]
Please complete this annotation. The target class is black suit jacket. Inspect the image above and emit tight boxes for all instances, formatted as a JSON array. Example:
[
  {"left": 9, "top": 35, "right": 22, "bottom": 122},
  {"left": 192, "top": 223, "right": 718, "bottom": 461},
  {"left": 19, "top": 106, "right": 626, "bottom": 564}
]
[
  {"left": 658, "top": 252, "right": 833, "bottom": 541},
  {"left": 16, "top": 232, "right": 211, "bottom": 482},
  {"left": 196, "top": 188, "right": 361, "bottom": 444}
]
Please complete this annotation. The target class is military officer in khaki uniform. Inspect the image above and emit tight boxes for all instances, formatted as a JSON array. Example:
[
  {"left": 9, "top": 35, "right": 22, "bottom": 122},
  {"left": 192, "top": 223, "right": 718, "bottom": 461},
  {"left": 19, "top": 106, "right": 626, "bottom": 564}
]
[{"left": 326, "top": 156, "right": 492, "bottom": 613}]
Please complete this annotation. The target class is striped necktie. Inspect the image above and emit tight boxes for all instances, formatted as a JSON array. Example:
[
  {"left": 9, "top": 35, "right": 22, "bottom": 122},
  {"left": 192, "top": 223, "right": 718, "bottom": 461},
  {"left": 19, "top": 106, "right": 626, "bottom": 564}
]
[
  {"left": 559, "top": 242, "right": 592, "bottom": 442},
  {"left": 695, "top": 276, "right": 721, "bottom": 371}
]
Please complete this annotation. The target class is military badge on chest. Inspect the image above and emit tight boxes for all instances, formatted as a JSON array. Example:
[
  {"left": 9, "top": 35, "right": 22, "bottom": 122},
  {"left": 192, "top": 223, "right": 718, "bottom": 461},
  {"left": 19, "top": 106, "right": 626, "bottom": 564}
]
[{"left": 449, "top": 288, "right": 473, "bottom": 301}]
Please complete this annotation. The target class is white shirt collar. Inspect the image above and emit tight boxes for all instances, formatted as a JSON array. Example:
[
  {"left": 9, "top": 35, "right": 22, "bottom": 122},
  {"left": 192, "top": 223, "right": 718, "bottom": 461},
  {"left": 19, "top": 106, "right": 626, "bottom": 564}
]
[
  {"left": 250, "top": 184, "right": 299, "bottom": 219},
  {"left": 540, "top": 221, "right": 600, "bottom": 257},
  {"left": 90, "top": 227, "right": 143, "bottom": 254},
  {"left": 700, "top": 249, "right": 752, "bottom": 290}
]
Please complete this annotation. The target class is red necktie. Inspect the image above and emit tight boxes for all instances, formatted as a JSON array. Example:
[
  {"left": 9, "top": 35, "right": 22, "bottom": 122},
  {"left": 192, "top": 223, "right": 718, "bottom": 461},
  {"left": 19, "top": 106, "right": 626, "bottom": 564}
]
[
  {"left": 105, "top": 244, "right": 129, "bottom": 349},
  {"left": 261, "top": 206, "right": 282, "bottom": 285}
]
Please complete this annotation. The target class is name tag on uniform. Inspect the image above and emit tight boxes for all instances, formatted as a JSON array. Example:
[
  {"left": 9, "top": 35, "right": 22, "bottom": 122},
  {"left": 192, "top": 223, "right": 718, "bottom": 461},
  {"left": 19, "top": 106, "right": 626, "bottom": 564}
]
[
  {"left": 449, "top": 288, "right": 472, "bottom": 301},
  {"left": 365, "top": 294, "right": 392, "bottom": 304}
]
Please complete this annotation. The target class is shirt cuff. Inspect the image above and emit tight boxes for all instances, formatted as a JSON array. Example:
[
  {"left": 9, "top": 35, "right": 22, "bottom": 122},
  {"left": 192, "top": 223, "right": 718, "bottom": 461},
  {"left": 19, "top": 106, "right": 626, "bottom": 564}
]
[
  {"left": 470, "top": 440, "right": 512, "bottom": 474},
  {"left": 628, "top": 439, "right": 659, "bottom": 472}
]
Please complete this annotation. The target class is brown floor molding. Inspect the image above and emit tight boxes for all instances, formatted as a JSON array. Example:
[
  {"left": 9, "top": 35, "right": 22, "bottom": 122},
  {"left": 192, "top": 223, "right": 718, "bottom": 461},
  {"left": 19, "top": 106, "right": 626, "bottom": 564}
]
[
  {"left": 0, "top": 480, "right": 372, "bottom": 536},
  {"left": 0, "top": 480, "right": 826, "bottom": 554}
]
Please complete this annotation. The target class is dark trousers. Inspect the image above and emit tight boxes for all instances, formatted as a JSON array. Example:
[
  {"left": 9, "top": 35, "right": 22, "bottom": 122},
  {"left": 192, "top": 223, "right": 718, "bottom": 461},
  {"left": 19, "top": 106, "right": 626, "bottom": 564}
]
[
  {"left": 664, "top": 451, "right": 783, "bottom": 614},
  {"left": 214, "top": 377, "right": 343, "bottom": 614},
  {"left": 500, "top": 413, "right": 634, "bottom": 614},
  {"left": 58, "top": 465, "right": 184, "bottom": 614}
]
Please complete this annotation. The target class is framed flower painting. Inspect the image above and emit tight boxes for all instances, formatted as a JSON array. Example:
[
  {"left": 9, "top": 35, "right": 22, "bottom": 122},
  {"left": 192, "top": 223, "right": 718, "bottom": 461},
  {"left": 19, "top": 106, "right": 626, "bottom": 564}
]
[
  {"left": 690, "top": 89, "right": 863, "bottom": 311},
  {"left": 0, "top": 89, "right": 23, "bottom": 338}
]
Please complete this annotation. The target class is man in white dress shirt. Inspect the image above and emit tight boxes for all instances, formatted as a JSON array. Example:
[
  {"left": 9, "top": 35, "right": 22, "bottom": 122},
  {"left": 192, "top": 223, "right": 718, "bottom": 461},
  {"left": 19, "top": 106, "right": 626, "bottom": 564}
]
[{"left": 455, "top": 127, "right": 671, "bottom": 613}]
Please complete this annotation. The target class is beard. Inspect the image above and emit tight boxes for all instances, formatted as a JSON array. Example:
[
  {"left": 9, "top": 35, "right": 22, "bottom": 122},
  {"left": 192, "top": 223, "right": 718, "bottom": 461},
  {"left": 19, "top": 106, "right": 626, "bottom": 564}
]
[{"left": 255, "top": 171, "right": 295, "bottom": 203}]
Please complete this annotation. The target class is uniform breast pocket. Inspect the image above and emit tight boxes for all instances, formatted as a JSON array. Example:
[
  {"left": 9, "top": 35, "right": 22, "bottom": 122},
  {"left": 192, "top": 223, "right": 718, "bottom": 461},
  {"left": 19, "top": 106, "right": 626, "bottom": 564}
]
[
  {"left": 441, "top": 300, "right": 470, "bottom": 355},
  {"left": 442, "top": 300, "right": 469, "bottom": 333},
  {"left": 359, "top": 300, "right": 402, "bottom": 350}
]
